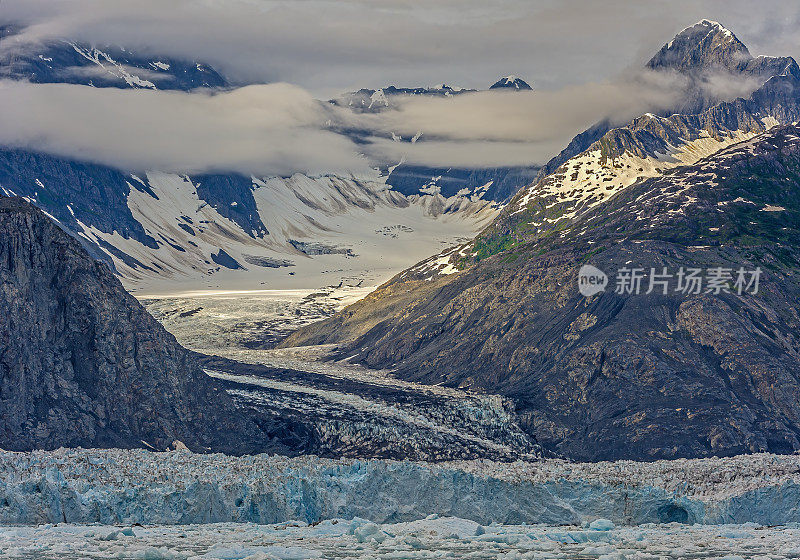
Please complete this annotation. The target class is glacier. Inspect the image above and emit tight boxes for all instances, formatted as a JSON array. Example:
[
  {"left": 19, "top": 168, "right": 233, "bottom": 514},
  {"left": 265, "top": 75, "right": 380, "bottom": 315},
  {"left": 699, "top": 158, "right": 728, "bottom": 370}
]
[{"left": 0, "top": 449, "right": 799, "bottom": 527}]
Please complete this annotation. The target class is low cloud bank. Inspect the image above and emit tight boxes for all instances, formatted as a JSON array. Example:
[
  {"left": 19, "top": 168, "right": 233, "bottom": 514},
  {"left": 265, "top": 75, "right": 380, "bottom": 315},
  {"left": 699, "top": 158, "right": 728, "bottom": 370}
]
[
  {"left": 0, "top": 81, "right": 369, "bottom": 176},
  {"left": 342, "top": 68, "right": 763, "bottom": 168},
  {"left": 0, "top": 68, "right": 766, "bottom": 175}
]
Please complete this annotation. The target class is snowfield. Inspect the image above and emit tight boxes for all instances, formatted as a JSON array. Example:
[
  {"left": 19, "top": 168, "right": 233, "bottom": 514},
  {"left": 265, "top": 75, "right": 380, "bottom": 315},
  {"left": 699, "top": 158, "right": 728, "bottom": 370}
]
[
  {"left": 110, "top": 171, "right": 497, "bottom": 296},
  {"left": 1, "top": 449, "right": 799, "bottom": 527}
]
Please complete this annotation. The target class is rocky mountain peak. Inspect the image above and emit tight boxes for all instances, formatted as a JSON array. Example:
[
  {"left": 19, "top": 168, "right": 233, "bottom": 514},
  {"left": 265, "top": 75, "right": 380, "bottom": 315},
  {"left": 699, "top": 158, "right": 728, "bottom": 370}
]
[
  {"left": 490, "top": 75, "right": 533, "bottom": 90},
  {"left": 647, "top": 19, "right": 751, "bottom": 73}
]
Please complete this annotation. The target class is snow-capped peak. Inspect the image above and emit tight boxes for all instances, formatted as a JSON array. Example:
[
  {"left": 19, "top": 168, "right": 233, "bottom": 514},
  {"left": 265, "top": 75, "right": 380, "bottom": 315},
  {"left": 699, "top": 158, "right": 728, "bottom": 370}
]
[
  {"left": 489, "top": 75, "right": 533, "bottom": 91},
  {"left": 650, "top": 19, "right": 748, "bottom": 71},
  {"left": 667, "top": 18, "right": 734, "bottom": 47},
  {"left": 696, "top": 19, "right": 732, "bottom": 34}
]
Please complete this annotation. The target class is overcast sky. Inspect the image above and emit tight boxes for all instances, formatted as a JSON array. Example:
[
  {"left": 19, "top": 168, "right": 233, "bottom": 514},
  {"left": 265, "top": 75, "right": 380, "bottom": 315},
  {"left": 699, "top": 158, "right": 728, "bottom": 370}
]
[
  {"left": 2, "top": 0, "right": 800, "bottom": 175},
  {"left": 5, "top": 0, "right": 800, "bottom": 95}
]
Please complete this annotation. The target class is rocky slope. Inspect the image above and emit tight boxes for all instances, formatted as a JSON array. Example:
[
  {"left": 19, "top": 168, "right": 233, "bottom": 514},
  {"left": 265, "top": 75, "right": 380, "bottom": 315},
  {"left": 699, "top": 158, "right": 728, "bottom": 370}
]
[
  {"left": 398, "top": 21, "right": 800, "bottom": 278},
  {"left": 284, "top": 21, "right": 800, "bottom": 462},
  {"left": 534, "top": 19, "right": 800, "bottom": 187},
  {"left": 0, "top": 197, "right": 311, "bottom": 453},
  {"left": 283, "top": 123, "right": 800, "bottom": 462}
]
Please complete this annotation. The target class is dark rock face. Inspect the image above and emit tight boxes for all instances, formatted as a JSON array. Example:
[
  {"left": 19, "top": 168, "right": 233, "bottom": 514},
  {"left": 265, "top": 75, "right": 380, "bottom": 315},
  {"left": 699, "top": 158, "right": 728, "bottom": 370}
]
[
  {"left": 211, "top": 248, "right": 244, "bottom": 270},
  {"left": 0, "top": 149, "right": 159, "bottom": 254},
  {"left": 0, "top": 197, "right": 311, "bottom": 454},
  {"left": 284, "top": 125, "right": 800, "bottom": 461},
  {"left": 191, "top": 173, "right": 269, "bottom": 238}
]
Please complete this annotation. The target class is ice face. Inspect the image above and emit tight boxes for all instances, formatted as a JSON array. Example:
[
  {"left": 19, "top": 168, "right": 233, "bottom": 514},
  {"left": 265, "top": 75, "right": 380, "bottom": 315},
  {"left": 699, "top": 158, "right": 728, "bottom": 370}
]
[{"left": 0, "top": 449, "right": 800, "bottom": 527}]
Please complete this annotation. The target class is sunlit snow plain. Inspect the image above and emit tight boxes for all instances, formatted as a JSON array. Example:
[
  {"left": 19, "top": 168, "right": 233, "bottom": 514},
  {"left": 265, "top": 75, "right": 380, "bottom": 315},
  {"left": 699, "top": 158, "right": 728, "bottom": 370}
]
[{"left": 141, "top": 285, "right": 373, "bottom": 351}]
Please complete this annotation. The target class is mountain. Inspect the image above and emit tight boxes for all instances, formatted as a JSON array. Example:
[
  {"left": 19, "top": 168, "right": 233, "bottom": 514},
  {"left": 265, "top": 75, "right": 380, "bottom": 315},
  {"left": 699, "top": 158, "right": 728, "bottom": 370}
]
[
  {"left": 0, "top": 32, "right": 503, "bottom": 292},
  {"left": 0, "top": 25, "right": 227, "bottom": 90},
  {"left": 0, "top": 160, "right": 498, "bottom": 294},
  {"left": 284, "top": 122, "right": 800, "bottom": 462},
  {"left": 489, "top": 75, "right": 533, "bottom": 90},
  {"left": 534, "top": 20, "right": 800, "bottom": 185},
  {"left": 332, "top": 79, "right": 541, "bottom": 201},
  {"left": 332, "top": 83, "right": 541, "bottom": 202},
  {"left": 332, "top": 84, "right": 476, "bottom": 112},
  {"left": 646, "top": 20, "right": 797, "bottom": 79},
  {"left": 0, "top": 196, "right": 544, "bottom": 462},
  {"left": 0, "top": 197, "right": 311, "bottom": 453},
  {"left": 283, "top": 22, "right": 800, "bottom": 461}
]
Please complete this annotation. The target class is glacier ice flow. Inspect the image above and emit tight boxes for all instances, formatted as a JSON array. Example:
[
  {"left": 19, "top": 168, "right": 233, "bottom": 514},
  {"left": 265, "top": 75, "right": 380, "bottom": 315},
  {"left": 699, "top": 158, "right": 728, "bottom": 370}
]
[{"left": 0, "top": 449, "right": 799, "bottom": 526}]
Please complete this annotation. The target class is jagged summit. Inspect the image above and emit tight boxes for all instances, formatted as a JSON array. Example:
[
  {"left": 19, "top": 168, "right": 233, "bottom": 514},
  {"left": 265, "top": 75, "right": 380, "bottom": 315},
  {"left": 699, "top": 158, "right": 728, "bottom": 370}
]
[
  {"left": 647, "top": 18, "right": 799, "bottom": 80},
  {"left": 490, "top": 75, "right": 533, "bottom": 90},
  {"left": 647, "top": 19, "right": 750, "bottom": 73}
]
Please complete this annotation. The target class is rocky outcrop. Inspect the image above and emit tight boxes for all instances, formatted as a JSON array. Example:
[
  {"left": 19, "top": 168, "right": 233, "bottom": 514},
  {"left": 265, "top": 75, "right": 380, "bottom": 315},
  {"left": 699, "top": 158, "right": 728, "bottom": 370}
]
[
  {"left": 0, "top": 197, "right": 312, "bottom": 454},
  {"left": 284, "top": 125, "right": 800, "bottom": 461}
]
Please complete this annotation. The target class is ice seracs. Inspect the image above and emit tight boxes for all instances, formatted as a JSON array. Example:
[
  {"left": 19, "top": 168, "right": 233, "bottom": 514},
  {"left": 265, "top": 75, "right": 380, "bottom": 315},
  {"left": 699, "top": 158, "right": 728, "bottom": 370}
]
[{"left": 1, "top": 449, "right": 800, "bottom": 526}]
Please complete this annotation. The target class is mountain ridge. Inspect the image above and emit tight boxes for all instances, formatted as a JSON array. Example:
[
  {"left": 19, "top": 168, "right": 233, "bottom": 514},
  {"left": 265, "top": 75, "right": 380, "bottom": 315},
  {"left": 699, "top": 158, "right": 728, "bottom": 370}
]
[
  {"left": 0, "top": 196, "right": 312, "bottom": 453},
  {"left": 283, "top": 123, "right": 800, "bottom": 461}
]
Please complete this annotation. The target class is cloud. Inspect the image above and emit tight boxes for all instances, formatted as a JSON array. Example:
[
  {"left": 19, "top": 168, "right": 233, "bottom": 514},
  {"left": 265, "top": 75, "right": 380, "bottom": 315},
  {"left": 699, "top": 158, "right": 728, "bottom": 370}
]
[
  {"left": 0, "top": 63, "right": 769, "bottom": 176},
  {"left": 0, "top": 81, "right": 369, "bottom": 176},
  {"left": 336, "top": 68, "right": 762, "bottom": 168},
  {"left": 0, "top": 1, "right": 793, "bottom": 173},
  {"left": 3, "top": 0, "right": 800, "bottom": 96}
]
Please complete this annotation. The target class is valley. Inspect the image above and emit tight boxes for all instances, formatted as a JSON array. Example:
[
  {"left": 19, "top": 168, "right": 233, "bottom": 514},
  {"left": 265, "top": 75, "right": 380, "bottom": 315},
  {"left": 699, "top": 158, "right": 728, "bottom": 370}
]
[{"left": 3, "top": 8, "right": 800, "bottom": 557}]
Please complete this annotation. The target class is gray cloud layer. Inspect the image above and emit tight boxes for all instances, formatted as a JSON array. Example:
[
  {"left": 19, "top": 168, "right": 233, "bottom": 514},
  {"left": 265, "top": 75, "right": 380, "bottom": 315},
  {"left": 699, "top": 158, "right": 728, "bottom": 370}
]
[
  {"left": 3, "top": 0, "right": 800, "bottom": 95},
  {"left": 0, "top": 81, "right": 370, "bottom": 176},
  {"left": 1, "top": 1, "right": 798, "bottom": 174},
  {"left": 0, "top": 67, "right": 763, "bottom": 174}
]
